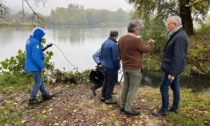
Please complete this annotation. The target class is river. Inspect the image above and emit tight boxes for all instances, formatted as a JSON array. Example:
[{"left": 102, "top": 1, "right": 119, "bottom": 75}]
[{"left": 0, "top": 25, "right": 209, "bottom": 92}]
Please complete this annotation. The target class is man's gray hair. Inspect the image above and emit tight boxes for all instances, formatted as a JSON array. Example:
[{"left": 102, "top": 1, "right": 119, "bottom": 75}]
[
  {"left": 167, "top": 15, "right": 182, "bottom": 26},
  {"left": 127, "top": 19, "right": 141, "bottom": 32}
]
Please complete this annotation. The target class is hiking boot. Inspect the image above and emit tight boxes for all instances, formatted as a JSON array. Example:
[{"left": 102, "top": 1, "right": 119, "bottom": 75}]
[
  {"left": 91, "top": 87, "right": 96, "bottom": 96},
  {"left": 169, "top": 107, "right": 179, "bottom": 114},
  {"left": 29, "top": 98, "right": 42, "bottom": 105},
  {"left": 124, "top": 108, "right": 140, "bottom": 116},
  {"left": 105, "top": 98, "right": 117, "bottom": 104},
  {"left": 152, "top": 110, "right": 169, "bottom": 117},
  {"left": 42, "top": 94, "right": 55, "bottom": 101}
]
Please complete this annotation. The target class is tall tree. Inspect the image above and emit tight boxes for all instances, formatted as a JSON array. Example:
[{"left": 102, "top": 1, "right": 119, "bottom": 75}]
[{"left": 128, "top": 0, "right": 210, "bottom": 36}]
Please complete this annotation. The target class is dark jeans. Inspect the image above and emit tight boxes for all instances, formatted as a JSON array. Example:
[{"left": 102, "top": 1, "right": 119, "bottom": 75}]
[
  {"left": 160, "top": 72, "right": 180, "bottom": 112},
  {"left": 31, "top": 71, "right": 47, "bottom": 99},
  {"left": 102, "top": 68, "right": 118, "bottom": 100}
]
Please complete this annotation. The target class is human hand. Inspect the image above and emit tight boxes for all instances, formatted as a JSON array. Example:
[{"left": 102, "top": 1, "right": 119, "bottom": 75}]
[
  {"left": 42, "top": 68, "right": 46, "bottom": 72},
  {"left": 147, "top": 39, "right": 155, "bottom": 44},
  {"left": 168, "top": 75, "right": 174, "bottom": 81}
]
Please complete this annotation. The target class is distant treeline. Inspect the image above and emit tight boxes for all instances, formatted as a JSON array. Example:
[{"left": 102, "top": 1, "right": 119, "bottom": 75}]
[
  {"left": 46, "top": 4, "right": 131, "bottom": 25},
  {"left": 0, "top": 4, "right": 131, "bottom": 26}
]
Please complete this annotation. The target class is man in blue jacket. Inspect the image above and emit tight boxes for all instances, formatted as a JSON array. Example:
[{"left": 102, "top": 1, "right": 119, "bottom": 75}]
[
  {"left": 25, "top": 27, "right": 54, "bottom": 105},
  {"left": 100, "top": 30, "right": 120, "bottom": 104},
  {"left": 152, "top": 15, "right": 188, "bottom": 116}
]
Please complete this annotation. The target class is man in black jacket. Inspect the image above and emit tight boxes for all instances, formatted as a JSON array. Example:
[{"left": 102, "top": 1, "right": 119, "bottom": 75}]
[{"left": 152, "top": 15, "right": 188, "bottom": 116}]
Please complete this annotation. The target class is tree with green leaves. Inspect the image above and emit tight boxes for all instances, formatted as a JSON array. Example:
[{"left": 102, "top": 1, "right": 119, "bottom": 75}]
[{"left": 128, "top": 0, "right": 210, "bottom": 36}]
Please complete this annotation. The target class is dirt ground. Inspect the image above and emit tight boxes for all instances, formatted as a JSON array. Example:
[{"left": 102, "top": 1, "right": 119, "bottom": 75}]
[{"left": 3, "top": 83, "right": 169, "bottom": 126}]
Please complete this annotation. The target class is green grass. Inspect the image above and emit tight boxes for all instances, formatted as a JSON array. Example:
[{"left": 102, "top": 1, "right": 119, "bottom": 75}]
[
  {"left": 167, "top": 89, "right": 210, "bottom": 126},
  {"left": 0, "top": 78, "right": 209, "bottom": 125},
  {"left": 137, "top": 86, "right": 210, "bottom": 126}
]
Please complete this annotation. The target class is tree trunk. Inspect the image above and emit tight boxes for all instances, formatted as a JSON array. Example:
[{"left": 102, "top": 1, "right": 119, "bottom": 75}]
[{"left": 179, "top": 0, "right": 194, "bottom": 36}]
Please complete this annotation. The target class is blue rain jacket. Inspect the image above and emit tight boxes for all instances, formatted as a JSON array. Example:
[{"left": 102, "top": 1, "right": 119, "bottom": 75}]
[{"left": 25, "top": 28, "right": 45, "bottom": 72}]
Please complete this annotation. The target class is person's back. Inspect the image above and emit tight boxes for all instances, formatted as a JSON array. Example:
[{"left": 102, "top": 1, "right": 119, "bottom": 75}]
[
  {"left": 118, "top": 20, "right": 155, "bottom": 116},
  {"left": 25, "top": 27, "right": 54, "bottom": 105},
  {"left": 118, "top": 34, "right": 152, "bottom": 70},
  {"left": 100, "top": 30, "right": 120, "bottom": 104},
  {"left": 101, "top": 37, "right": 119, "bottom": 70},
  {"left": 25, "top": 28, "right": 45, "bottom": 72}
]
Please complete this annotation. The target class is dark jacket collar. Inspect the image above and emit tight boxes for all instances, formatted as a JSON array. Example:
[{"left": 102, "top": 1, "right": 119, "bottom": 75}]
[{"left": 108, "top": 37, "right": 117, "bottom": 43}]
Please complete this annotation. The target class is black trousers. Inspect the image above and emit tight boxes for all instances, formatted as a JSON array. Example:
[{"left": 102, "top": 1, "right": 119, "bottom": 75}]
[{"left": 102, "top": 68, "right": 118, "bottom": 100}]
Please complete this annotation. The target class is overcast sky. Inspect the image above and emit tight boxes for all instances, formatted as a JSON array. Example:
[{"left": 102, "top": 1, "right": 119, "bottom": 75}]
[{"left": 6, "top": 0, "right": 134, "bottom": 16}]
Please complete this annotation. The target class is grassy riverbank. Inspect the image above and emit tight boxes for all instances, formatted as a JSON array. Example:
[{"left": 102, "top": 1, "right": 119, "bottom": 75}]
[
  {"left": 0, "top": 18, "right": 210, "bottom": 126},
  {"left": 0, "top": 80, "right": 209, "bottom": 126}
]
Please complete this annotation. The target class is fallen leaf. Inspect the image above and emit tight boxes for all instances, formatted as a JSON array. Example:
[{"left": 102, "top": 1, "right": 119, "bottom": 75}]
[
  {"left": 150, "top": 106, "right": 155, "bottom": 110},
  {"left": 54, "top": 123, "right": 59, "bottom": 125},
  {"left": 97, "top": 122, "right": 102, "bottom": 125},
  {"left": 42, "top": 110, "right": 47, "bottom": 114},
  {"left": 111, "top": 113, "right": 116, "bottom": 116},
  {"left": 21, "top": 120, "right": 26, "bottom": 124},
  {"left": 123, "top": 116, "right": 127, "bottom": 119}
]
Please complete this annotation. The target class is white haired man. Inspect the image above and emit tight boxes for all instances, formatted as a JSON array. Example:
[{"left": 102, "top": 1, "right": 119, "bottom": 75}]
[{"left": 152, "top": 15, "right": 188, "bottom": 116}]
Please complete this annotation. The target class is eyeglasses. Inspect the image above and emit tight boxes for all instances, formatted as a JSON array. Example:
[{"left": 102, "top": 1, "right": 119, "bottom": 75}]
[{"left": 166, "top": 22, "right": 175, "bottom": 26}]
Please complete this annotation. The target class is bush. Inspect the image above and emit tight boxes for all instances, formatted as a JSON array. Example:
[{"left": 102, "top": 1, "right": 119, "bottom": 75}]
[
  {"left": 0, "top": 38, "right": 55, "bottom": 83},
  {"left": 141, "top": 18, "right": 168, "bottom": 54},
  {"left": 0, "top": 72, "right": 32, "bottom": 85},
  {"left": 140, "top": 18, "right": 168, "bottom": 71}
]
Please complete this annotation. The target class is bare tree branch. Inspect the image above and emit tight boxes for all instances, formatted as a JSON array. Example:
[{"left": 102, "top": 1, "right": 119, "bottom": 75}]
[
  {"left": 0, "top": 0, "right": 47, "bottom": 25},
  {"left": 23, "top": 0, "right": 46, "bottom": 26},
  {"left": 25, "top": 0, "right": 40, "bottom": 19},
  {"left": 0, "top": 0, "right": 9, "bottom": 19}
]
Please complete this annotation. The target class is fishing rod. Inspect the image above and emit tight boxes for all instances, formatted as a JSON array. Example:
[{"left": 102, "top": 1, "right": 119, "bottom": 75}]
[{"left": 44, "top": 43, "right": 78, "bottom": 71}]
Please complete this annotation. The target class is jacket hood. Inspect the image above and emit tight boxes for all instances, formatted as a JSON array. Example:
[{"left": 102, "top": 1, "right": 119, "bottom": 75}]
[{"left": 32, "top": 28, "right": 45, "bottom": 41}]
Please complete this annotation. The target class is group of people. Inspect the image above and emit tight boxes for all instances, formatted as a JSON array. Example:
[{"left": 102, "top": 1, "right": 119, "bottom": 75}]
[
  {"left": 89, "top": 15, "right": 188, "bottom": 117},
  {"left": 25, "top": 15, "right": 188, "bottom": 117}
]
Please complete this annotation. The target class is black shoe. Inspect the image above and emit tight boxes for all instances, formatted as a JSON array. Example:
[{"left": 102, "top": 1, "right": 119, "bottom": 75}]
[
  {"left": 120, "top": 108, "right": 125, "bottom": 112},
  {"left": 91, "top": 87, "right": 96, "bottom": 96},
  {"left": 42, "top": 94, "right": 55, "bottom": 101},
  {"left": 29, "top": 98, "right": 42, "bottom": 105},
  {"left": 124, "top": 108, "right": 140, "bottom": 116},
  {"left": 105, "top": 98, "right": 117, "bottom": 104},
  {"left": 100, "top": 97, "right": 105, "bottom": 102},
  {"left": 152, "top": 110, "right": 169, "bottom": 117},
  {"left": 169, "top": 107, "right": 179, "bottom": 114}
]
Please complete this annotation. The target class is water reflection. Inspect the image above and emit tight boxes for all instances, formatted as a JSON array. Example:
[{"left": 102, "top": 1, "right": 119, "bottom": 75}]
[
  {"left": 141, "top": 70, "right": 210, "bottom": 92},
  {"left": 1, "top": 26, "right": 209, "bottom": 92},
  {"left": 0, "top": 25, "right": 128, "bottom": 71}
]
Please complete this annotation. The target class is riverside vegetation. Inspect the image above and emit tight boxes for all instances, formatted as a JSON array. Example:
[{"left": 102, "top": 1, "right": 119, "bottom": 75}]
[{"left": 0, "top": 19, "right": 210, "bottom": 126}]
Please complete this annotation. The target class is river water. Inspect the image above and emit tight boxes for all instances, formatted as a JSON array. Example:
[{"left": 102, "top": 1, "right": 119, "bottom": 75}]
[
  {"left": 0, "top": 25, "right": 209, "bottom": 92},
  {"left": 0, "top": 25, "right": 127, "bottom": 71}
]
